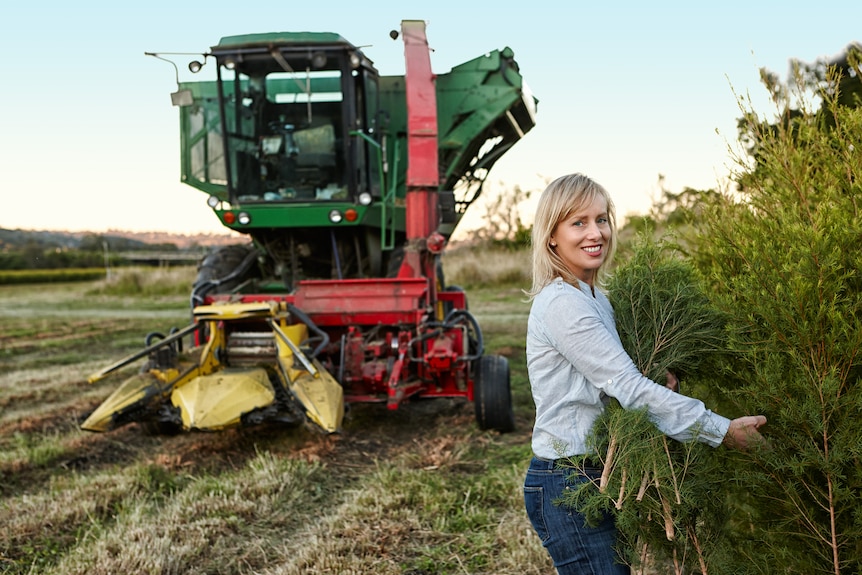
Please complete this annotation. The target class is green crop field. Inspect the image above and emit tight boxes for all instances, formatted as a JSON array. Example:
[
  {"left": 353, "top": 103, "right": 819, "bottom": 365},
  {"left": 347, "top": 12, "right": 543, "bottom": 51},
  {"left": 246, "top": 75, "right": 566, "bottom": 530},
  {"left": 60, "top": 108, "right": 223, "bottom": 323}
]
[{"left": 0, "top": 259, "right": 555, "bottom": 575}]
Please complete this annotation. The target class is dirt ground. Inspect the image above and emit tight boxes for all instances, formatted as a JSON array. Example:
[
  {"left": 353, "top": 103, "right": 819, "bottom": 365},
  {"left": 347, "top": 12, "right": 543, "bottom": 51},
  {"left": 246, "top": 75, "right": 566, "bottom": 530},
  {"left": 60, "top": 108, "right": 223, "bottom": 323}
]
[{"left": 0, "top": 279, "right": 552, "bottom": 575}]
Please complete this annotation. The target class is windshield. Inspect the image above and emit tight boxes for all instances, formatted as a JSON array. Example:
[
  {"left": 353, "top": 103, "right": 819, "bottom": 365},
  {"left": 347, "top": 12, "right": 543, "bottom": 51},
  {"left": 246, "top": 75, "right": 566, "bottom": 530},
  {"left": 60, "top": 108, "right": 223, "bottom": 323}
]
[{"left": 222, "top": 64, "right": 347, "bottom": 202}]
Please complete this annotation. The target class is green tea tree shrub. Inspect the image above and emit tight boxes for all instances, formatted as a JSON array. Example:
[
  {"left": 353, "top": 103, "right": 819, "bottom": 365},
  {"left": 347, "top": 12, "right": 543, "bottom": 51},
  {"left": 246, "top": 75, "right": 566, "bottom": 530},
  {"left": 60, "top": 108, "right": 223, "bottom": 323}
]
[
  {"left": 692, "top": 69, "right": 862, "bottom": 574},
  {"left": 558, "top": 234, "right": 743, "bottom": 575}
]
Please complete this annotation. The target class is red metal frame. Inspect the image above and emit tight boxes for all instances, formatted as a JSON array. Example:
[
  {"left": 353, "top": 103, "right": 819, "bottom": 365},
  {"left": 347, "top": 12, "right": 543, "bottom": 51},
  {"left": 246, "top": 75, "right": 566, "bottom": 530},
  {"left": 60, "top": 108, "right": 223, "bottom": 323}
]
[{"left": 293, "top": 278, "right": 428, "bottom": 326}]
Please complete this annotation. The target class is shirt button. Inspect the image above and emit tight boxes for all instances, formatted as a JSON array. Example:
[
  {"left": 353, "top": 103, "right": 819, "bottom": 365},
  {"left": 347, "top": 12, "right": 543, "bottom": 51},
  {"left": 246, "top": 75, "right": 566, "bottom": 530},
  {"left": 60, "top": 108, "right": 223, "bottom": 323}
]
[{"left": 607, "top": 379, "right": 613, "bottom": 384}]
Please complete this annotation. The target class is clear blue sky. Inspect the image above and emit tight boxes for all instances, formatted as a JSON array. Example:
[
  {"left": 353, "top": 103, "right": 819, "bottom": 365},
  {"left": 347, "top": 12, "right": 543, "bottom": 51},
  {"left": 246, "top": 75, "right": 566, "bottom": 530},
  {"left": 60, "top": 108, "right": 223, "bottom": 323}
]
[{"left": 2, "top": 1, "right": 859, "bottom": 236}]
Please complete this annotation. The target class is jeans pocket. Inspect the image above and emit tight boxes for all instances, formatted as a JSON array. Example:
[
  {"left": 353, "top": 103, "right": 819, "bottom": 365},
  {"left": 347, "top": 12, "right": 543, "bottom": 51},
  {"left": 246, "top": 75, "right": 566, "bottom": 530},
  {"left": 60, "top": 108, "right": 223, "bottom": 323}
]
[{"left": 524, "top": 486, "right": 550, "bottom": 542}]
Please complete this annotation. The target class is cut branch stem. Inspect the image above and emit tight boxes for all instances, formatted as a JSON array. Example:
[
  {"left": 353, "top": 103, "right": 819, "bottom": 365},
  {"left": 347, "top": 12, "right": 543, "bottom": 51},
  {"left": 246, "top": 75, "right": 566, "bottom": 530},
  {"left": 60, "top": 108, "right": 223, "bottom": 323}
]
[{"left": 600, "top": 433, "right": 618, "bottom": 493}]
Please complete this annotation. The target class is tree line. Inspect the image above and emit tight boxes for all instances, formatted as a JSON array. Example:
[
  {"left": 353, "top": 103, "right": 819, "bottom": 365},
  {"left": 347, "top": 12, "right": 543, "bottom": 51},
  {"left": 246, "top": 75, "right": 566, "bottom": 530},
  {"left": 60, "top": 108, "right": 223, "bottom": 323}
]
[{"left": 0, "top": 231, "right": 185, "bottom": 270}]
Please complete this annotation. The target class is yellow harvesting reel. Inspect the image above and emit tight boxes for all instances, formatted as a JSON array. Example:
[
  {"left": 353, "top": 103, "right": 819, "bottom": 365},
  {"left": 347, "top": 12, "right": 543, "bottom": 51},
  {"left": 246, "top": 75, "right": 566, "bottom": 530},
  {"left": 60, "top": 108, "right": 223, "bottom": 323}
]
[{"left": 81, "top": 301, "right": 344, "bottom": 434}]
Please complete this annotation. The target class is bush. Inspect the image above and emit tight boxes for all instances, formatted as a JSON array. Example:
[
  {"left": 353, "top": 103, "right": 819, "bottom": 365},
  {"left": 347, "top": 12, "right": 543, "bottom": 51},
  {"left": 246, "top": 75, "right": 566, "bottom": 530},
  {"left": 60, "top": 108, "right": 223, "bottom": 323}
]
[
  {"left": 88, "top": 267, "right": 197, "bottom": 296},
  {"left": 0, "top": 268, "right": 107, "bottom": 285},
  {"left": 692, "top": 71, "right": 862, "bottom": 574},
  {"left": 558, "top": 234, "right": 735, "bottom": 574}
]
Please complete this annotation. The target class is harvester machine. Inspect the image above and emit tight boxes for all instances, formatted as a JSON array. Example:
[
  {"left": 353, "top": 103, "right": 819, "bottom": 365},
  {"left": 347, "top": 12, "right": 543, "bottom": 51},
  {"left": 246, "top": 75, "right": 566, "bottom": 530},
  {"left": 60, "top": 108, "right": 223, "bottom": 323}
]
[{"left": 82, "top": 20, "right": 537, "bottom": 435}]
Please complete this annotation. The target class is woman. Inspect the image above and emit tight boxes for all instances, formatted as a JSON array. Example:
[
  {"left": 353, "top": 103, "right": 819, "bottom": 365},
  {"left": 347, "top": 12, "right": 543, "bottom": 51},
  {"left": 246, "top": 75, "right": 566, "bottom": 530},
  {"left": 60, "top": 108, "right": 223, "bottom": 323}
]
[{"left": 523, "top": 173, "right": 766, "bottom": 574}]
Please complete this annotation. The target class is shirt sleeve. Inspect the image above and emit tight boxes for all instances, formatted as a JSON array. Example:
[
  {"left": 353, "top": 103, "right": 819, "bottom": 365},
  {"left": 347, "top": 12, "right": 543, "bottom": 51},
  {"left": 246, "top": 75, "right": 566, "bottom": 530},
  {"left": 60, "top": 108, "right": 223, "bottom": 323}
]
[{"left": 539, "top": 287, "right": 730, "bottom": 447}]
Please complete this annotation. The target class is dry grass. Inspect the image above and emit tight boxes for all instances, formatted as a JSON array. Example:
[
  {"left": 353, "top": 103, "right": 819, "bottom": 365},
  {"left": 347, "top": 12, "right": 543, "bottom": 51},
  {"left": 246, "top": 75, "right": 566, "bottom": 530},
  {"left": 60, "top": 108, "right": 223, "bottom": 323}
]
[
  {"left": 88, "top": 266, "right": 198, "bottom": 296},
  {"left": 442, "top": 246, "right": 530, "bottom": 289},
  {"left": 5, "top": 432, "right": 551, "bottom": 575},
  {"left": 0, "top": 263, "right": 554, "bottom": 575}
]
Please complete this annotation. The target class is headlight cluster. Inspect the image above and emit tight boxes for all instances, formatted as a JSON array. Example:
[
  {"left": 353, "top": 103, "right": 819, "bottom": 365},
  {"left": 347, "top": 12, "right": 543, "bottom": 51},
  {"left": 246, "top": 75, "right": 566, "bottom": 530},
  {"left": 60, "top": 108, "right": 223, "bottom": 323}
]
[
  {"left": 328, "top": 208, "right": 358, "bottom": 223},
  {"left": 211, "top": 195, "right": 366, "bottom": 227}
]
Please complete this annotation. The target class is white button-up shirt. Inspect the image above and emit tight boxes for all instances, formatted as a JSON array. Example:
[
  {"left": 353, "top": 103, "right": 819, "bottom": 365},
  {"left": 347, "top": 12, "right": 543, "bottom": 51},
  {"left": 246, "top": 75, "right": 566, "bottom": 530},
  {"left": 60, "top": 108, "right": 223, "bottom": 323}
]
[{"left": 526, "top": 278, "right": 730, "bottom": 459}]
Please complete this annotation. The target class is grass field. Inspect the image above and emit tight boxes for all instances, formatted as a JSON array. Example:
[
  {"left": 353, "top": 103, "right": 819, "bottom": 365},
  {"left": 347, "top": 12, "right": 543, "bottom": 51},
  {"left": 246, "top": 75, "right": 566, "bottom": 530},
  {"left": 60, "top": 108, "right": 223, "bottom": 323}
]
[{"left": 0, "top": 259, "right": 556, "bottom": 574}]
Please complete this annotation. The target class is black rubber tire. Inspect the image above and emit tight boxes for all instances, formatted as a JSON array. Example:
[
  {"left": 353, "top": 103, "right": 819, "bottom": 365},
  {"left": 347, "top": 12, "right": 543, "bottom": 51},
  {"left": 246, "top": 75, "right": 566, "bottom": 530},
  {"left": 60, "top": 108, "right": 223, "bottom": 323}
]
[
  {"left": 385, "top": 245, "right": 405, "bottom": 278},
  {"left": 194, "top": 244, "right": 258, "bottom": 294},
  {"left": 142, "top": 418, "right": 182, "bottom": 436},
  {"left": 474, "top": 354, "right": 515, "bottom": 433}
]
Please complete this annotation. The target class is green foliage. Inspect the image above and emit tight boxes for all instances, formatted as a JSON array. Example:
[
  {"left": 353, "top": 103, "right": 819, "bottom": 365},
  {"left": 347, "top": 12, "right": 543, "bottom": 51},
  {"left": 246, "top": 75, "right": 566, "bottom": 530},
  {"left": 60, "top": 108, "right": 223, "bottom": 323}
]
[
  {"left": 693, "top": 67, "right": 862, "bottom": 574},
  {"left": 131, "top": 462, "right": 188, "bottom": 499},
  {"left": 0, "top": 229, "right": 190, "bottom": 271},
  {"left": 471, "top": 182, "right": 537, "bottom": 245},
  {"left": 606, "top": 232, "right": 727, "bottom": 384},
  {"left": 562, "top": 406, "right": 734, "bottom": 574},
  {"left": 9, "top": 431, "right": 68, "bottom": 468},
  {"left": 558, "top": 233, "right": 744, "bottom": 574},
  {"left": 87, "top": 267, "right": 197, "bottom": 296},
  {"left": 0, "top": 247, "right": 117, "bottom": 271},
  {"left": 0, "top": 268, "right": 108, "bottom": 284},
  {"left": 744, "top": 43, "right": 862, "bottom": 159}
]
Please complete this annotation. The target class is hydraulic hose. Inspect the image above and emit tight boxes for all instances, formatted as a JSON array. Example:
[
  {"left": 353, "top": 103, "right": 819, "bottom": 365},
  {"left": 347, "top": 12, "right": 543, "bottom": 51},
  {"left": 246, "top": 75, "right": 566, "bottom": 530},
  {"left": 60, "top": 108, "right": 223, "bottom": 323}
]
[
  {"left": 443, "top": 308, "right": 484, "bottom": 361},
  {"left": 286, "top": 303, "right": 330, "bottom": 359},
  {"left": 408, "top": 308, "right": 484, "bottom": 363},
  {"left": 330, "top": 229, "right": 343, "bottom": 280},
  {"left": 190, "top": 248, "right": 260, "bottom": 309}
]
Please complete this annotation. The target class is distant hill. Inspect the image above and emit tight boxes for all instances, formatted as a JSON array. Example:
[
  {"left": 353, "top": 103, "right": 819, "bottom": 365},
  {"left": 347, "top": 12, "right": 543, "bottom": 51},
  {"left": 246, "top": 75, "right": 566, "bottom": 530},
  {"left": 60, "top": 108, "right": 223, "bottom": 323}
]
[{"left": 0, "top": 228, "right": 244, "bottom": 251}]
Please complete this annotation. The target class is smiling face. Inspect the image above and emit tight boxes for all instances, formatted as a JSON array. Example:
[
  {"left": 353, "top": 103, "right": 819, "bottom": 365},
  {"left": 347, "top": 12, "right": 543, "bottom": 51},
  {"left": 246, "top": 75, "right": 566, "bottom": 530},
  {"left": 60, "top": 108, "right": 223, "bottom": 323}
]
[{"left": 550, "top": 195, "right": 611, "bottom": 285}]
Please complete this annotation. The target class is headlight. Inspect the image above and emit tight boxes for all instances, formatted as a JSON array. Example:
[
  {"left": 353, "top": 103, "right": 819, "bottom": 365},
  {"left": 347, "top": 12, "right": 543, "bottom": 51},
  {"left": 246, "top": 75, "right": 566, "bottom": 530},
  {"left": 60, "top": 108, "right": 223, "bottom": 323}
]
[
  {"left": 358, "top": 192, "right": 373, "bottom": 206},
  {"left": 237, "top": 212, "right": 251, "bottom": 225},
  {"left": 328, "top": 209, "right": 343, "bottom": 224}
]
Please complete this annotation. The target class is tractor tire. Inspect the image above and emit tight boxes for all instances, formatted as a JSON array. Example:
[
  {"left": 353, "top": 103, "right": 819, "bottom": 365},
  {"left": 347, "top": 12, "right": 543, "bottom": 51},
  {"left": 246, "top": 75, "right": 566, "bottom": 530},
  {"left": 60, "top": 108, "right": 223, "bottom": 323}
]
[
  {"left": 385, "top": 245, "right": 405, "bottom": 278},
  {"left": 194, "top": 244, "right": 259, "bottom": 294},
  {"left": 474, "top": 354, "right": 515, "bottom": 433},
  {"left": 142, "top": 418, "right": 182, "bottom": 437}
]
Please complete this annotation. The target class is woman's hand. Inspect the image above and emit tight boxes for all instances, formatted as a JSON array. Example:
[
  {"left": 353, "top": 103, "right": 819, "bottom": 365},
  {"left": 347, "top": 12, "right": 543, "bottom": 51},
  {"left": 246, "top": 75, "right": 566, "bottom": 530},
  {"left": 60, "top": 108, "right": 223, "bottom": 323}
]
[
  {"left": 664, "top": 370, "right": 679, "bottom": 392},
  {"left": 723, "top": 415, "right": 767, "bottom": 450}
]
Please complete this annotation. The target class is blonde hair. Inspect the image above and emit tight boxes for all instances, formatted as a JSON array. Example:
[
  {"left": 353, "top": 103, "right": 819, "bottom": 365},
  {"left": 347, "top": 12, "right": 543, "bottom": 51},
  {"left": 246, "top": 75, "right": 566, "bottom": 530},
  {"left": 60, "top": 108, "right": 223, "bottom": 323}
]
[{"left": 526, "top": 173, "right": 617, "bottom": 298}]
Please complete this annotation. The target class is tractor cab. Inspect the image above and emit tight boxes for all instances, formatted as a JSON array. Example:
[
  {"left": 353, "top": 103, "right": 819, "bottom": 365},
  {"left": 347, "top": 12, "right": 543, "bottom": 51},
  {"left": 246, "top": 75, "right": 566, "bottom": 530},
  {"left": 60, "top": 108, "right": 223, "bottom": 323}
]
[
  {"left": 175, "top": 33, "right": 399, "bottom": 285},
  {"left": 204, "top": 32, "right": 381, "bottom": 207}
]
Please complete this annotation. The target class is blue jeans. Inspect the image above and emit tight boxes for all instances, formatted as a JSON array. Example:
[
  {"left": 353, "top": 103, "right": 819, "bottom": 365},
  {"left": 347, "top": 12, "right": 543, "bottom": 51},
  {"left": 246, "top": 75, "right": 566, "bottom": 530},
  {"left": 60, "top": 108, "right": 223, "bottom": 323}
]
[{"left": 524, "top": 457, "right": 630, "bottom": 575}]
